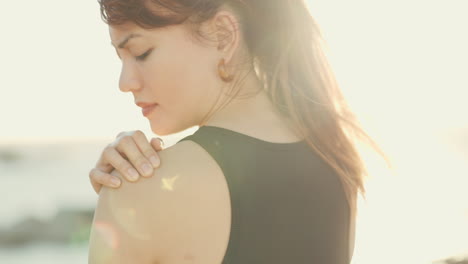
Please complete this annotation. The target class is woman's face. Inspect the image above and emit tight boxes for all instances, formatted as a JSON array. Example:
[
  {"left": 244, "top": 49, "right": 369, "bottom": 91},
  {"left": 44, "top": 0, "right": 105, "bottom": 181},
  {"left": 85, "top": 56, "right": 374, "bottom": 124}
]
[{"left": 109, "top": 22, "right": 223, "bottom": 135}]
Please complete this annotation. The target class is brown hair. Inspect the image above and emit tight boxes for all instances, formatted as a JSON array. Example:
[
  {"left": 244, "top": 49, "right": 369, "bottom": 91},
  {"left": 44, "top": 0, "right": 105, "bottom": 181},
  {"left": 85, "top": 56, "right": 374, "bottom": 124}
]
[{"left": 98, "top": 0, "right": 391, "bottom": 218}]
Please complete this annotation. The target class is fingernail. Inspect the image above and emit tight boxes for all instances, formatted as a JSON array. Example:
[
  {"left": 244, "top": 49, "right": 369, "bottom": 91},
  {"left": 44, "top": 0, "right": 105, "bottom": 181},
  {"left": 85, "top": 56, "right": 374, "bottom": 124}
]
[
  {"left": 128, "top": 168, "right": 139, "bottom": 180},
  {"left": 142, "top": 163, "right": 152, "bottom": 176},
  {"left": 150, "top": 156, "right": 160, "bottom": 168},
  {"left": 111, "top": 178, "right": 121, "bottom": 187},
  {"left": 158, "top": 138, "right": 164, "bottom": 147}
]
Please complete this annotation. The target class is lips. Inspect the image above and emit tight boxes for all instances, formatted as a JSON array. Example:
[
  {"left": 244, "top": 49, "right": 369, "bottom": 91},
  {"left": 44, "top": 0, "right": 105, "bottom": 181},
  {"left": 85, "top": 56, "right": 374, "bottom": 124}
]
[
  {"left": 142, "top": 104, "right": 157, "bottom": 117},
  {"left": 135, "top": 102, "right": 158, "bottom": 117}
]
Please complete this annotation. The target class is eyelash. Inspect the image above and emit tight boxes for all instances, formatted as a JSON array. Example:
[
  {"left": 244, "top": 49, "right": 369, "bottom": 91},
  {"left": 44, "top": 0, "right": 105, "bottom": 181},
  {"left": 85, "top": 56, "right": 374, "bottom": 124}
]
[{"left": 135, "top": 49, "right": 153, "bottom": 61}]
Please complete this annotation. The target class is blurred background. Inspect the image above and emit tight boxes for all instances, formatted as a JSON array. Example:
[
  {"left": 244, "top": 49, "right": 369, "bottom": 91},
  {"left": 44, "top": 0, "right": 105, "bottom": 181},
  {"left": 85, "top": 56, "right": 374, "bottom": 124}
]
[{"left": 0, "top": 0, "right": 467, "bottom": 263}]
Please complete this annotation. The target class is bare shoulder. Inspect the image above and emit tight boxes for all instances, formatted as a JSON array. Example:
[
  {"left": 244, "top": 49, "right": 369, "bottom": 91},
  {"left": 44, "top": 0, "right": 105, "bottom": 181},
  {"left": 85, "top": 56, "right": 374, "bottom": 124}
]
[{"left": 89, "top": 139, "right": 231, "bottom": 264}]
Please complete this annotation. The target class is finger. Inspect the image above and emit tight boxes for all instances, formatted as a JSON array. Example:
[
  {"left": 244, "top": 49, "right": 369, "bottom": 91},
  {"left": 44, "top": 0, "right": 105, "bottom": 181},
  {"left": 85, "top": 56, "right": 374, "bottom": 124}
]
[
  {"left": 101, "top": 145, "right": 141, "bottom": 182},
  {"left": 90, "top": 168, "right": 121, "bottom": 189},
  {"left": 89, "top": 168, "right": 121, "bottom": 193},
  {"left": 112, "top": 134, "right": 131, "bottom": 160},
  {"left": 116, "top": 136, "right": 154, "bottom": 178},
  {"left": 132, "top": 131, "right": 161, "bottom": 170},
  {"left": 151, "top": 137, "right": 165, "bottom": 151},
  {"left": 116, "top": 131, "right": 130, "bottom": 139},
  {"left": 94, "top": 158, "right": 114, "bottom": 174},
  {"left": 94, "top": 147, "right": 115, "bottom": 173},
  {"left": 90, "top": 177, "right": 102, "bottom": 195}
]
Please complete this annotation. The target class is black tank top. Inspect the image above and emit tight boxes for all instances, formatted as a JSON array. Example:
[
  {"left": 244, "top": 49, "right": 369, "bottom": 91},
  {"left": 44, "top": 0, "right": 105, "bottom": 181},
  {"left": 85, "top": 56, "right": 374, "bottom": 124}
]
[{"left": 177, "top": 125, "right": 351, "bottom": 264}]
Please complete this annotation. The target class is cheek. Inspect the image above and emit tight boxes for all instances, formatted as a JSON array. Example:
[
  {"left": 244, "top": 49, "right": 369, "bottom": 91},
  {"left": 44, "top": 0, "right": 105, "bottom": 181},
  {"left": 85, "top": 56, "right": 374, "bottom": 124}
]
[
  {"left": 143, "top": 42, "right": 219, "bottom": 132},
  {"left": 151, "top": 46, "right": 215, "bottom": 105}
]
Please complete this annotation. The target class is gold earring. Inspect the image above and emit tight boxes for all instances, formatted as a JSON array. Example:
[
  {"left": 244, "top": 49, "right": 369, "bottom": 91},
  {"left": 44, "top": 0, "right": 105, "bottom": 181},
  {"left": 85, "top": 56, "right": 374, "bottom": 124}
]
[{"left": 218, "top": 58, "right": 234, "bottom": 82}]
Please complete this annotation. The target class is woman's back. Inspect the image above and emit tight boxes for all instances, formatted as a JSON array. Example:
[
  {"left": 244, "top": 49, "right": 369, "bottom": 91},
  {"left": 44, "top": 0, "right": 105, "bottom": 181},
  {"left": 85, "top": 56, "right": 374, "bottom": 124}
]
[{"left": 177, "top": 125, "right": 351, "bottom": 264}]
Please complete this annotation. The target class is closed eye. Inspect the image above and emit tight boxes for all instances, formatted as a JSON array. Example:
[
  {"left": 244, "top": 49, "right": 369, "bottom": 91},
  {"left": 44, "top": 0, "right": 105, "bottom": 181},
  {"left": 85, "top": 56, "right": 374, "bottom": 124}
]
[{"left": 136, "top": 49, "right": 153, "bottom": 61}]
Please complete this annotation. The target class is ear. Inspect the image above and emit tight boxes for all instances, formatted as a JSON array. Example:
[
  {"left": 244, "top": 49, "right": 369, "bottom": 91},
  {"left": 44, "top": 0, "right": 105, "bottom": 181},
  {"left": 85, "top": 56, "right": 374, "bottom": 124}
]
[{"left": 211, "top": 10, "right": 241, "bottom": 65}]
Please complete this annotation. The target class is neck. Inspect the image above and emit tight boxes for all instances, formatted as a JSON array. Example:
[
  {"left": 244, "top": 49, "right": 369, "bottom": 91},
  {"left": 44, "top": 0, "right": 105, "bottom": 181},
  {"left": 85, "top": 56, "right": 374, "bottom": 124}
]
[
  {"left": 201, "top": 73, "right": 301, "bottom": 142},
  {"left": 202, "top": 71, "right": 277, "bottom": 126}
]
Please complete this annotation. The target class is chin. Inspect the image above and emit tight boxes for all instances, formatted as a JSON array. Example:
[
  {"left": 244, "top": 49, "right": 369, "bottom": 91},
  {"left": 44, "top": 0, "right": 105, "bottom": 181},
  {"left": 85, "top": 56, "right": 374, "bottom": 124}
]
[
  {"left": 150, "top": 124, "right": 171, "bottom": 136},
  {"left": 150, "top": 121, "right": 195, "bottom": 137},
  {"left": 149, "top": 122, "right": 180, "bottom": 136}
]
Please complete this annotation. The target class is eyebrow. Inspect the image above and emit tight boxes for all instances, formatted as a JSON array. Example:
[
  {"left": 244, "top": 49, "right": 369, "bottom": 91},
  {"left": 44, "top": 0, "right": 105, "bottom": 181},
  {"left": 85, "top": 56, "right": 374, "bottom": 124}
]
[{"left": 111, "top": 33, "right": 143, "bottom": 49}]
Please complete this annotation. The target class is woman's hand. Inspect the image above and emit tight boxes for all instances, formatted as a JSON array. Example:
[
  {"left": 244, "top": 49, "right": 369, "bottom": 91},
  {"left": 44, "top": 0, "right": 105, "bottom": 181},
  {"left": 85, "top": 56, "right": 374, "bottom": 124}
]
[{"left": 88, "top": 130, "right": 164, "bottom": 194}]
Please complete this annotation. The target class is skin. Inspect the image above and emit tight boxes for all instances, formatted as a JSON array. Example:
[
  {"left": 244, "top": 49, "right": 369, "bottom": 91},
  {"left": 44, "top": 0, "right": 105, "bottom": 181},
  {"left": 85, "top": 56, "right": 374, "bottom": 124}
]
[
  {"left": 89, "top": 6, "right": 302, "bottom": 192},
  {"left": 108, "top": 8, "right": 301, "bottom": 141},
  {"left": 88, "top": 6, "right": 321, "bottom": 264}
]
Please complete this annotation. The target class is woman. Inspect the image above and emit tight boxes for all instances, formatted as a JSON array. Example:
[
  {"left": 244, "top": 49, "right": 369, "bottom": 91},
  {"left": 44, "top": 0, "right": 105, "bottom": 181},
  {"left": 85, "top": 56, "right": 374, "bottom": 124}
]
[{"left": 88, "top": 0, "right": 388, "bottom": 263}]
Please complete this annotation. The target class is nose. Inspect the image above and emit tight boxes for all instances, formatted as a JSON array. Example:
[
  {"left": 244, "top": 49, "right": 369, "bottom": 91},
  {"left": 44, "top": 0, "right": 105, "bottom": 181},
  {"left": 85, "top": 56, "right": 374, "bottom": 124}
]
[{"left": 119, "top": 63, "right": 142, "bottom": 93}]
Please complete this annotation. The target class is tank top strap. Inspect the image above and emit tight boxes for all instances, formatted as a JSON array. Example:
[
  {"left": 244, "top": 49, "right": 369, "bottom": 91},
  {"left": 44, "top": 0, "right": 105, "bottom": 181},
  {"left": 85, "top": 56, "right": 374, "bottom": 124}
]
[{"left": 177, "top": 127, "right": 229, "bottom": 170}]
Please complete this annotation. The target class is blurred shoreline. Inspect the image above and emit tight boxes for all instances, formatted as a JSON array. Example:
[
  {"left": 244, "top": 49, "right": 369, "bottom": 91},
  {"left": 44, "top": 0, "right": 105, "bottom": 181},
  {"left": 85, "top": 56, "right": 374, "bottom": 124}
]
[{"left": 0, "top": 128, "right": 467, "bottom": 263}]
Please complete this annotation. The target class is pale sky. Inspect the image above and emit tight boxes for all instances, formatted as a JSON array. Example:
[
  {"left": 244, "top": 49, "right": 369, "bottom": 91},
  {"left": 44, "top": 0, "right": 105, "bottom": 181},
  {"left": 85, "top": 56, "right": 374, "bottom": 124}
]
[
  {"left": 0, "top": 1, "right": 467, "bottom": 262},
  {"left": 1, "top": 0, "right": 466, "bottom": 143}
]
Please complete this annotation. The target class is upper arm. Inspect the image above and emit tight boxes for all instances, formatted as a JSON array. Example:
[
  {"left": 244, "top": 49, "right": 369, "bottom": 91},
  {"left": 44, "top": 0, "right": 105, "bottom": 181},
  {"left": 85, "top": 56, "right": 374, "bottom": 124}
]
[
  {"left": 88, "top": 140, "right": 226, "bottom": 264},
  {"left": 88, "top": 169, "right": 165, "bottom": 263}
]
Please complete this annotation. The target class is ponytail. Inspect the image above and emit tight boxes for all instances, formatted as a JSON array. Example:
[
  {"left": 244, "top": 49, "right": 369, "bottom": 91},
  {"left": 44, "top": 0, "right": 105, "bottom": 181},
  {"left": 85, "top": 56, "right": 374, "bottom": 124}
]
[{"left": 243, "top": 0, "right": 390, "bottom": 212}]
